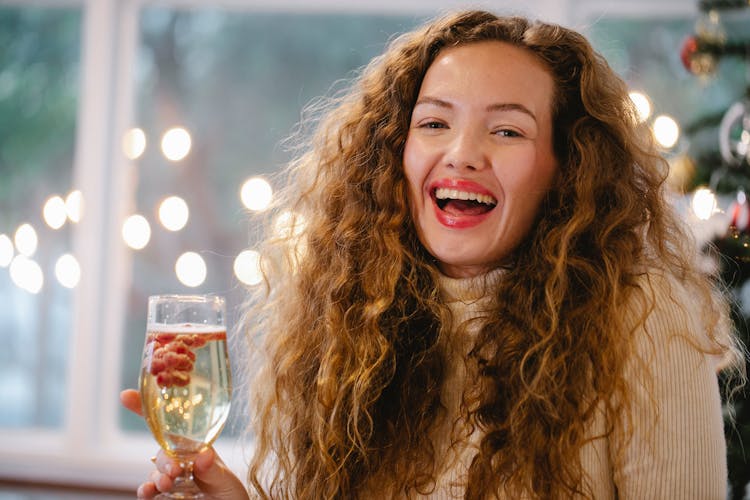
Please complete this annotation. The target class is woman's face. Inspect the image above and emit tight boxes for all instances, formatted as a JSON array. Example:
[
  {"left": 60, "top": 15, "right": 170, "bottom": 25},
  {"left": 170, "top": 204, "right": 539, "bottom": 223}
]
[{"left": 403, "top": 41, "right": 558, "bottom": 278}]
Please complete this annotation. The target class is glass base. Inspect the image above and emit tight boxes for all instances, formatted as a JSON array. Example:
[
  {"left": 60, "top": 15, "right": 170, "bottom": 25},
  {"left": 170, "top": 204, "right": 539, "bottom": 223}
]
[{"left": 154, "top": 490, "right": 205, "bottom": 499}]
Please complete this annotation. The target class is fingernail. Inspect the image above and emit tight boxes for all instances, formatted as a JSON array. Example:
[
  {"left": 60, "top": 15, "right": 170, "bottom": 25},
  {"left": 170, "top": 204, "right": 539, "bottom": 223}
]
[{"left": 150, "top": 455, "right": 157, "bottom": 464}]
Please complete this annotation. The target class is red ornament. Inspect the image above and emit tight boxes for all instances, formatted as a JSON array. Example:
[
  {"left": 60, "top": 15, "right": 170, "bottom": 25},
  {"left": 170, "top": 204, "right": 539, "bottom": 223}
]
[
  {"left": 680, "top": 34, "right": 716, "bottom": 76},
  {"left": 680, "top": 35, "right": 698, "bottom": 72},
  {"left": 730, "top": 196, "right": 750, "bottom": 232}
]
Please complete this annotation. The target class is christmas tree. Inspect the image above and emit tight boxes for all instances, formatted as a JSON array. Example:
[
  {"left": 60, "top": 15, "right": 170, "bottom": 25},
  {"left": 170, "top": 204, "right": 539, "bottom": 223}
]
[{"left": 680, "top": 0, "right": 750, "bottom": 497}]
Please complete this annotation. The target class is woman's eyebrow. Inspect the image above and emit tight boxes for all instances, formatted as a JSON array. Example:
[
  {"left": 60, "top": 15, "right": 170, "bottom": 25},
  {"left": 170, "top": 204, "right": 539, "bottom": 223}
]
[
  {"left": 486, "top": 103, "right": 537, "bottom": 123},
  {"left": 414, "top": 97, "right": 537, "bottom": 123},
  {"left": 413, "top": 96, "right": 452, "bottom": 109}
]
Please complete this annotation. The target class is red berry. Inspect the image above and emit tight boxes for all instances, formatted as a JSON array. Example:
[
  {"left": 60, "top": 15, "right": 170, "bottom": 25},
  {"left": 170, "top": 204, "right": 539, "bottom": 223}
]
[
  {"left": 156, "top": 372, "right": 173, "bottom": 388},
  {"left": 167, "top": 341, "right": 189, "bottom": 355},
  {"left": 149, "top": 358, "right": 166, "bottom": 376},
  {"left": 155, "top": 333, "right": 177, "bottom": 344},
  {"left": 172, "top": 370, "right": 191, "bottom": 387}
]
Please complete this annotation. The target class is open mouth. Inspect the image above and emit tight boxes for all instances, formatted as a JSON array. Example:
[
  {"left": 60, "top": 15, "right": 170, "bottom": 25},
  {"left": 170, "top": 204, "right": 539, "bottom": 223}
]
[{"left": 433, "top": 187, "right": 497, "bottom": 216}]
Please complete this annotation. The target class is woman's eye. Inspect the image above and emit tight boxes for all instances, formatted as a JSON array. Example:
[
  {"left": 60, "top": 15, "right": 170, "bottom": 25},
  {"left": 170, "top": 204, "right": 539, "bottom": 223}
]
[
  {"left": 494, "top": 129, "right": 522, "bottom": 138},
  {"left": 420, "top": 121, "right": 447, "bottom": 129}
]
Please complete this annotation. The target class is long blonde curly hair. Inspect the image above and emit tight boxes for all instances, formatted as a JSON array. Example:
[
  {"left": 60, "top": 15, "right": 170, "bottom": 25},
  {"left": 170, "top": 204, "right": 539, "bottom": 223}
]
[{"left": 240, "top": 10, "right": 740, "bottom": 499}]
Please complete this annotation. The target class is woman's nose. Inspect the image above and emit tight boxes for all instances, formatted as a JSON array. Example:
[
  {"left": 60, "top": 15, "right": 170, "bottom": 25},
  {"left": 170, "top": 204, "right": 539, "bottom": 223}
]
[{"left": 445, "top": 130, "right": 489, "bottom": 171}]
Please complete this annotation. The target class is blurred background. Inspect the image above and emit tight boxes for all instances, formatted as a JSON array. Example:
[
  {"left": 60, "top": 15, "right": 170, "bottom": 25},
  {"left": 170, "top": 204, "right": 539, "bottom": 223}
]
[{"left": 0, "top": 0, "right": 748, "bottom": 497}]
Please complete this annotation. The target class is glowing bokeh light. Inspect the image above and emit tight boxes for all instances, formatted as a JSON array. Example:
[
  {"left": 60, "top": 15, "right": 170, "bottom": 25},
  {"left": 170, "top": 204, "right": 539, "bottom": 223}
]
[
  {"left": 240, "top": 177, "right": 273, "bottom": 211},
  {"left": 10, "top": 255, "right": 43, "bottom": 294},
  {"left": 158, "top": 196, "right": 189, "bottom": 231},
  {"left": 234, "top": 249, "right": 263, "bottom": 286},
  {"left": 0, "top": 234, "right": 13, "bottom": 267},
  {"left": 122, "top": 214, "right": 151, "bottom": 250},
  {"left": 161, "top": 127, "right": 192, "bottom": 162},
  {"left": 175, "top": 251, "right": 206, "bottom": 287},
  {"left": 14, "top": 223, "right": 38, "bottom": 257},
  {"left": 652, "top": 115, "right": 680, "bottom": 149},
  {"left": 43, "top": 195, "right": 67, "bottom": 229},
  {"left": 123, "top": 127, "right": 147, "bottom": 160},
  {"left": 55, "top": 253, "right": 81, "bottom": 289},
  {"left": 273, "top": 210, "right": 307, "bottom": 239},
  {"left": 628, "top": 91, "right": 652, "bottom": 123},
  {"left": 66, "top": 190, "right": 83, "bottom": 223},
  {"left": 692, "top": 187, "right": 718, "bottom": 221}
]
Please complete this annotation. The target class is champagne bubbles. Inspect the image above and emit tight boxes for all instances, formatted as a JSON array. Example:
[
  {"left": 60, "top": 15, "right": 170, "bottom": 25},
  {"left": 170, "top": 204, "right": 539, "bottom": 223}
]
[{"left": 175, "top": 252, "right": 206, "bottom": 287}]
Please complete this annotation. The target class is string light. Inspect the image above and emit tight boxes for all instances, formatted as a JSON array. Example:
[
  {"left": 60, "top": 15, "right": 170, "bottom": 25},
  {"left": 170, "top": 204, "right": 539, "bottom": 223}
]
[
  {"left": 240, "top": 177, "right": 273, "bottom": 211},
  {"left": 234, "top": 249, "right": 262, "bottom": 286},
  {"left": 14, "top": 223, "right": 38, "bottom": 257},
  {"left": 175, "top": 251, "right": 206, "bottom": 287},
  {"left": 628, "top": 91, "right": 652, "bottom": 123},
  {"left": 273, "top": 210, "right": 307, "bottom": 239},
  {"left": 55, "top": 253, "right": 81, "bottom": 289},
  {"left": 692, "top": 187, "right": 717, "bottom": 220},
  {"left": 123, "top": 127, "right": 147, "bottom": 160},
  {"left": 122, "top": 214, "right": 151, "bottom": 250},
  {"left": 158, "top": 196, "right": 189, "bottom": 231},
  {"left": 43, "top": 195, "right": 67, "bottom": 229},
  {"left": 652, "top": 115, "right": 680, "bottom": 149},
  {"left": 65, "top": 190, "right": 83, "bottom": 223},
  {"left": 9, "top": 255, "right": 43, "bottom": 294},
  {"left": 161, "top": 127, "right": 192, "bottom": 162}
]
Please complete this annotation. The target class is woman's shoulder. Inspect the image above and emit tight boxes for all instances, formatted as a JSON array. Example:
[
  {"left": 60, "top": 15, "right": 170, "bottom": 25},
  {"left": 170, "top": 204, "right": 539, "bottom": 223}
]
[{"left": 623, "top": 267, "right": 730, "bottom": 370}]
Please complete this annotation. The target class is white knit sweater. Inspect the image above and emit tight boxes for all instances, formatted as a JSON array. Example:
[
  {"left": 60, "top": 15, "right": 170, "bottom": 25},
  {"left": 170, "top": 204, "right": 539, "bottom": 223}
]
[{"left": 421, "top": 269, "right": 728, "bottom": 499}]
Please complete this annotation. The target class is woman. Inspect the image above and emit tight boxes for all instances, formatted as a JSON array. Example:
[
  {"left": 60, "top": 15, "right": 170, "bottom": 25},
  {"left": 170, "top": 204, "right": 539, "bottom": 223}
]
[{"left": 123, "top": 10, "right": 743, "bottom": 499}]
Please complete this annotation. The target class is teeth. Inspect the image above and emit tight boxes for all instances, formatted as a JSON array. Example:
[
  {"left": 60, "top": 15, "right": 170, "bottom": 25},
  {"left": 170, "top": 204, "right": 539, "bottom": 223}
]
[{"left": 434, "top": 187, "right": 497, "bottom": 205}]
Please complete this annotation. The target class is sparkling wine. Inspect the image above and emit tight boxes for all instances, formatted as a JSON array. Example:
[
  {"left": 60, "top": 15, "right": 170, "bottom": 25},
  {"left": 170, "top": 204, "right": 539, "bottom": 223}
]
[{"left": 139, "top": 324, "right": 231, "bottom": 457}]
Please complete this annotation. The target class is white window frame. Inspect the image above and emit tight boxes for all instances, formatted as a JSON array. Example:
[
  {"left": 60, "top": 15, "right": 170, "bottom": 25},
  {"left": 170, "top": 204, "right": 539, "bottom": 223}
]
[{"left": 0, "top": 0, "right": 697, "bottom": 489}]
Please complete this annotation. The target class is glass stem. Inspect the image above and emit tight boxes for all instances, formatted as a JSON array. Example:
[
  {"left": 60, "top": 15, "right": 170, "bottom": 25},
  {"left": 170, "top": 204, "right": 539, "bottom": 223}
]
[
  {"left": 169, "top": 458, "right": 204, "bottom": 498},
  {"left": 176, "top": 459, "right": 195, "bottom": 484}
]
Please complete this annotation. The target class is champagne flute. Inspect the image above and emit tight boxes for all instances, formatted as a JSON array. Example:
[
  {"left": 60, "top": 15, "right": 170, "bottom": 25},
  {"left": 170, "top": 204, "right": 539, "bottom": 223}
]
[{"left": 139, "top": 294, "right": 232, "bottom": 499}]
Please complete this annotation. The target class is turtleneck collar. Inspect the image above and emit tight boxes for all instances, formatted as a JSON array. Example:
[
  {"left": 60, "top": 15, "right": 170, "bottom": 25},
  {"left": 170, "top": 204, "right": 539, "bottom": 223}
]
[{"left": 437, "top": 267, "right": 506, "bottom": 304}]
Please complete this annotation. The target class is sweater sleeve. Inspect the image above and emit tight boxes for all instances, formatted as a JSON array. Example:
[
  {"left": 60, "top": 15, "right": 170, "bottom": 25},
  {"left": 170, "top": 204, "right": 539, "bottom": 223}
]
[{"left": 612, "top": 276, "right": 728, "bottom": 499}]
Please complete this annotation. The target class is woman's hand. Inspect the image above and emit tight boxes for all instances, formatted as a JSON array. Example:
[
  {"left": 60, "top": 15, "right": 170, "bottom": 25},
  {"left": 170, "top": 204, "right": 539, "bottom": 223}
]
[{"left": 120, "top": 389, "right": 249, "bottom": 499}]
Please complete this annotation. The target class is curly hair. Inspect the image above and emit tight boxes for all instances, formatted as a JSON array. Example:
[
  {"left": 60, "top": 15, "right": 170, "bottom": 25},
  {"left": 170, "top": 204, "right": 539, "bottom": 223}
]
[{"left": 240, "top": 10, "right": 740, "bottom": 499}]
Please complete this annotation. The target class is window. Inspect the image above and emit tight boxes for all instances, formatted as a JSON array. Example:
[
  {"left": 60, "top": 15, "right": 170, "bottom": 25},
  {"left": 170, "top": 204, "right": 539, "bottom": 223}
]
[{"left": 0, "top": 6, "right": 81, "bottom": 430}]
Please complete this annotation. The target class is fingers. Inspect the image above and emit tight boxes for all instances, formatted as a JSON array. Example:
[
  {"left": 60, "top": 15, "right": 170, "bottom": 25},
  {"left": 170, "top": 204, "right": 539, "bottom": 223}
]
[
  {"left": 135, "top": 446, "right": 248, "bottom": 500},
  {"left": 192, "top": 448, "right": 249, "bottom": 499},
  {"left": 137, "top": 450, "right": 181, "bottom": 499},
  {"left": 136, "top": 481, "right": 159, "bottom": 498},
  {"left": 120, "top": 389, "right": 143, "bottom": 416}
]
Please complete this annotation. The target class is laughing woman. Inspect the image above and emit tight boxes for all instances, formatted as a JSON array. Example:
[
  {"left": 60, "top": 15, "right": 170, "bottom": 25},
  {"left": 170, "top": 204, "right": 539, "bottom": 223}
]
[{"left": 124, "top": 10, "right": 744, "bottom": 499}]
